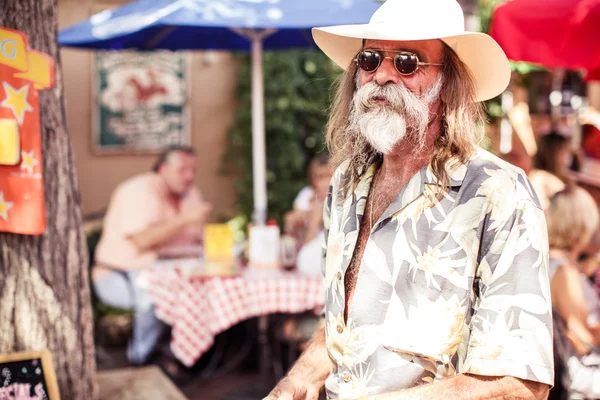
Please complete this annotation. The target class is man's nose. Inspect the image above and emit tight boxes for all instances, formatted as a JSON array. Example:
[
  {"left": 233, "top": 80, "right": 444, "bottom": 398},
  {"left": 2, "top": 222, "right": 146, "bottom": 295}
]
[{"left": 374, "top": 57, "right": 400, "bottom": 86}]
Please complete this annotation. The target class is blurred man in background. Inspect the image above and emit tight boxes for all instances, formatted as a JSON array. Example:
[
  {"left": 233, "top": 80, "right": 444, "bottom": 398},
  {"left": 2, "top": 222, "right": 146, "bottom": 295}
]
[{"left": 93, "top": 145, "right": 212, "bottom": 365}]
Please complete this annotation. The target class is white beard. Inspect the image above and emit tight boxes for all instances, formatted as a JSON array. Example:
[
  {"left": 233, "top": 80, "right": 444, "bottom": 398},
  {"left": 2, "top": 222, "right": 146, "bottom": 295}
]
[{"left": 347, "top": 74, "right": 444, "bottom": 155}]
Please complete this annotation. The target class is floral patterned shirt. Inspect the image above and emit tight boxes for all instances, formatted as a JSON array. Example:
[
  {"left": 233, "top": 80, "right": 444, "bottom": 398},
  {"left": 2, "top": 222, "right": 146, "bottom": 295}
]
[{"left": 322, "top": 148, "right": 554, "bottom": 399}]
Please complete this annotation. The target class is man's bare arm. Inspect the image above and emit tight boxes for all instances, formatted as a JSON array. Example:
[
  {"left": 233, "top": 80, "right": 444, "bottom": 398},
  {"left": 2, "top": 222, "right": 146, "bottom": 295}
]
[
  {"left": 374, "top": 374, "right": 549, "bottom": 400},
  {"left": 128, "top": 205, "right": 210, "bottom": 252},
  {"left": 265, "top": 320, "right": 331, "bottom": 400},
  {"left": 127, "top": 215, "right": 190, "bottom": 252}
]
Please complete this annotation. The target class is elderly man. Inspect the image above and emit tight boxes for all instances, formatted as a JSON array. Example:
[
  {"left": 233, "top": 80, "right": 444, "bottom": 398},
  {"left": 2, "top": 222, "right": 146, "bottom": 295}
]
[
  {"left": 265, "top": 0, "right": 553, "bottom": 399},
  {"left": 93, "top": 145, "right": 212, "bottom": 365}
]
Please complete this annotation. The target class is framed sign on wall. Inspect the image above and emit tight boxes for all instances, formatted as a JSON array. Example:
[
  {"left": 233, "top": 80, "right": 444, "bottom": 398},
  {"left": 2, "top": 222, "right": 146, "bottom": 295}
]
[{"left": 92, "top": 50, "right": 191, "bottom": 154}]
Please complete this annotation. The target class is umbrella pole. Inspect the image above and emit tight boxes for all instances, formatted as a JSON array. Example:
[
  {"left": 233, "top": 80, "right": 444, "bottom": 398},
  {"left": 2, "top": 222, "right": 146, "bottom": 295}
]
[{"left": 251, "top": 35, "right": 268, "bottom": 226}]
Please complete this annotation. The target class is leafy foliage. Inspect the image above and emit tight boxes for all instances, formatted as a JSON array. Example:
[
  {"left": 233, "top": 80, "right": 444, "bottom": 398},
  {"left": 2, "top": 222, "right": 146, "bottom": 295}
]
[
  {"left": 223, "top": 50, "right": 341, "bottom": 225},
  {"left": 476, "top": 0, "right": 506, "bottom": 35}
]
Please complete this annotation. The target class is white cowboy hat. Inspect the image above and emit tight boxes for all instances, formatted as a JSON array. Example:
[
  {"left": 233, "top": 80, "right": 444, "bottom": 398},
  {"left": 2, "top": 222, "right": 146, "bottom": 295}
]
[{"left": 312, "top": 0, "right": 511, "bottom": 102}]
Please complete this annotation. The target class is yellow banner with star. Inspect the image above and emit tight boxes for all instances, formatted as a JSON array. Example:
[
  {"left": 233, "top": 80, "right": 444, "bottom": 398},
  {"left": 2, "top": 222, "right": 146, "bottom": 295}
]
[
  {"left": 0, "top": 27, "right": 55, "bottom": 235},
  {"left": 0, "top": 28, "right": 27, "bottom": 72},
  {"left": 0, "top": 28, "right": 54, "bottom": 89},
  {"left": 14, "top": 50, "right": 55, "bottom": 90}
]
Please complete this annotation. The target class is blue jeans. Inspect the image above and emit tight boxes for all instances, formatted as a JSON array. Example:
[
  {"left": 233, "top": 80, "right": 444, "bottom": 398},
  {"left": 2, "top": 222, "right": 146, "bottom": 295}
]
[{"left": 93, "top": 270, "right": 167, "bottom": 364}]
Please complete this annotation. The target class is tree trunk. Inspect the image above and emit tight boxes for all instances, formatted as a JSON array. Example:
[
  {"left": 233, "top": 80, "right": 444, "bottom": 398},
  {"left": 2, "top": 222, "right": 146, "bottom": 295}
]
[{"left": 0, "top": 1, "right": 97, "bottom": 399}]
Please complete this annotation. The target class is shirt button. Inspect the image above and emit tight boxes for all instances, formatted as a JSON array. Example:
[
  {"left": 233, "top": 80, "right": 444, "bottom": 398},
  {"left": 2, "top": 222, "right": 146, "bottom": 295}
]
[
  {"left": 343, "top": 372, "right": 352, "bottom": 382},
  {"left": 337, "top": 271, "right": 342, "bottom": 280},
  {"left": 336, "top": 325, "right": 344, "bottom": 334}
]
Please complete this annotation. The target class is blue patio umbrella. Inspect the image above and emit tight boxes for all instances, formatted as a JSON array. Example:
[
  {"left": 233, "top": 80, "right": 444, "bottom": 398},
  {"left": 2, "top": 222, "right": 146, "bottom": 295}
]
[{"left": 59, "top": 0, "right": 380, "bottom": 224}]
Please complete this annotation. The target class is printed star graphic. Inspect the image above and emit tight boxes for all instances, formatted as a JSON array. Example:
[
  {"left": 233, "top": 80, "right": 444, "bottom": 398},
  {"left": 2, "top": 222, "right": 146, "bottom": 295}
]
[
  {"left": 0, "top": 82, "right": 33, "bottom": 125},
  {"left": 0, "top": 191, "right": 14, "bottom": 221},
  {"left": 20, "top": 150, "right": 39, "bottom": 174}
]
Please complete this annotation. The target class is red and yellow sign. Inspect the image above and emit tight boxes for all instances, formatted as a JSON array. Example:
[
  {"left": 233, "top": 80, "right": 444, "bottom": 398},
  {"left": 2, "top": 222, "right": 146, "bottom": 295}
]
[{"left": 0, "top": 28, "right": 55, "bottom": 235}]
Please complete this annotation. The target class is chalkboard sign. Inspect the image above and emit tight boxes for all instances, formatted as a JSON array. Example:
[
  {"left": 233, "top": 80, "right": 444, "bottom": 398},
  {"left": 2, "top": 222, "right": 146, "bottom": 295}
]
[{"left": 0, "top": 350, "right": 60, "bottom": 399}]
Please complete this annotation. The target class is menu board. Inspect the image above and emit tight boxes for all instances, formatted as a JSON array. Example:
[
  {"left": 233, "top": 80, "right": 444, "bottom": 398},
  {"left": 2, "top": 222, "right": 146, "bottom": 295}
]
[{"left": 0, "top": 350, "right": 60, "bottom": 399}]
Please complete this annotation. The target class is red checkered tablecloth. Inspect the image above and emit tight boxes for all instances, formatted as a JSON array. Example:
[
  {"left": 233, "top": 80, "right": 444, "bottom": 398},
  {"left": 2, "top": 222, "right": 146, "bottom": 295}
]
[{"left": 146, "top": 267, "right": 325, "bottom": 367}]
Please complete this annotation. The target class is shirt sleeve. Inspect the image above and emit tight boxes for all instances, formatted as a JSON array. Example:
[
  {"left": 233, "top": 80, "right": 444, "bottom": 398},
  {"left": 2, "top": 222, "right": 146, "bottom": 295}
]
[
  {"left": 294, "top": 186, "right": 315, "bottom": 211},
  {"left": 463, "top": 198, "right": 554, "bottom": 386},
  {"left": 297, "top": 231, "right": 325, "bottom": 277}
]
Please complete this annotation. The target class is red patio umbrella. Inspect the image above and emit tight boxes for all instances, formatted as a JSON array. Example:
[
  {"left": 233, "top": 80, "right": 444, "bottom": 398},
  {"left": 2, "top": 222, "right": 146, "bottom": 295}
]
[
  {"left": 490, "top": 0, "right": 600, "bottom": 73},
  {"left": 586, "top": 67, "right": 600, "bottom": 82}
]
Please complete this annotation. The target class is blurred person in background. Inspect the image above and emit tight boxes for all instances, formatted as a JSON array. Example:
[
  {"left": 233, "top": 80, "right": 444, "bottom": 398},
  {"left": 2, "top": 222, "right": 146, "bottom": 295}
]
[
  {"left": 529, "top": 132, "right": 572, "bottom": 210},
  {"left": 93, "top": 145, "right": 212, "bottom": 365},
  {"left": 500, "top": 137, "right": 533, "bottom": 176},
  {"left": 579, "top": 228, "right": 600, "bottom": 289},
  {"left": 580, "top": 229, "right": 600, "bottom": 299},
  {"left": 582, "top": 123, "right": 600, "bottom": 160},
  {"left": 280, "top": 155, "right": 332, "bottom": 346},
  {"left": 547, "top": 186, "right": 600, "bottom": 399},
  {"left": 596, "top": 264, "right": 600, "bottom": 298},
  {"left": 282, "top": 155, "right": 332, "bottom": 349},
  {"left": 284, "top": 154, "right": 331, "bottom": 248}
]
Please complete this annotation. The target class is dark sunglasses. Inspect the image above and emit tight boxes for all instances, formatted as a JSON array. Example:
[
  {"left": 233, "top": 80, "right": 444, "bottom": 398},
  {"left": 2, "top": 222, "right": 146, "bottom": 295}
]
[{"left": 355, "top": 49, "right": 443, "bottom": 76}]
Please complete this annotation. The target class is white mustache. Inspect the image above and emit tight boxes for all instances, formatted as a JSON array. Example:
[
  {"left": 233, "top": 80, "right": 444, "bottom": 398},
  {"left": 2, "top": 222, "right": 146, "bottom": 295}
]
[
  {"left": 347, "top": 75, "right": 444, "bottom": 155},
  {"left": 355, "top": 76, "right": 443, "bottom": 117}
]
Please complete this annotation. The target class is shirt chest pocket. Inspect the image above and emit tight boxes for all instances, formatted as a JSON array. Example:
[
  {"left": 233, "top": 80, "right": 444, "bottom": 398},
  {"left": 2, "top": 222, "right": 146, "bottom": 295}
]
[{"left": 381, "top": 291, "right": 469, "bottom": 365}]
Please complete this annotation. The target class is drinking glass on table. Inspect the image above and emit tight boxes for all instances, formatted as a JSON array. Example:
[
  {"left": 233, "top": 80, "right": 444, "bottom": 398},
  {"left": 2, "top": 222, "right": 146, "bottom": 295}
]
[{"left": 280, "top": 234, "right": 297, "bottom": 270}]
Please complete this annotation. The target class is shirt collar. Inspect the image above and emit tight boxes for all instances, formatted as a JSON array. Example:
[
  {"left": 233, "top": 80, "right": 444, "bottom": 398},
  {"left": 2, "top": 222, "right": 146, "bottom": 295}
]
[
  {"left": 354, "top": 156, "right": 468, "bottom": 196},
  {"left": 422, "top": 157, "right": 468, "bottom": 188},
  {"left": 351, "top": 156, "right": 468, "bottom": 227}
]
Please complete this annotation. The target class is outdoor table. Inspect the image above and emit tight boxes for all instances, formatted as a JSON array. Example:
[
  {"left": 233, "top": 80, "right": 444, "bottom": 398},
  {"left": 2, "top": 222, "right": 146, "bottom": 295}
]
[{"left": 145, "top": 259, "right": 325, "bottom": 368}]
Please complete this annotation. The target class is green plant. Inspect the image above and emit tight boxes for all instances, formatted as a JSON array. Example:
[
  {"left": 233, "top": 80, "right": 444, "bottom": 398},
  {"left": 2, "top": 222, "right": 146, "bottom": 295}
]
[
  {"left": 476, "top": 0, "right": 506, "bottom": 34},
  {"left": 223, "top": 50, "right": 342, "bottom": 226}
]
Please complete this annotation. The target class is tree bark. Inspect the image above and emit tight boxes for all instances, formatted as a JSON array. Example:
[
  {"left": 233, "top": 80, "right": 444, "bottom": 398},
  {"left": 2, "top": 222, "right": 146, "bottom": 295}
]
[{"left": 0, "top": 1, "right": 97, "bottom": 399}]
